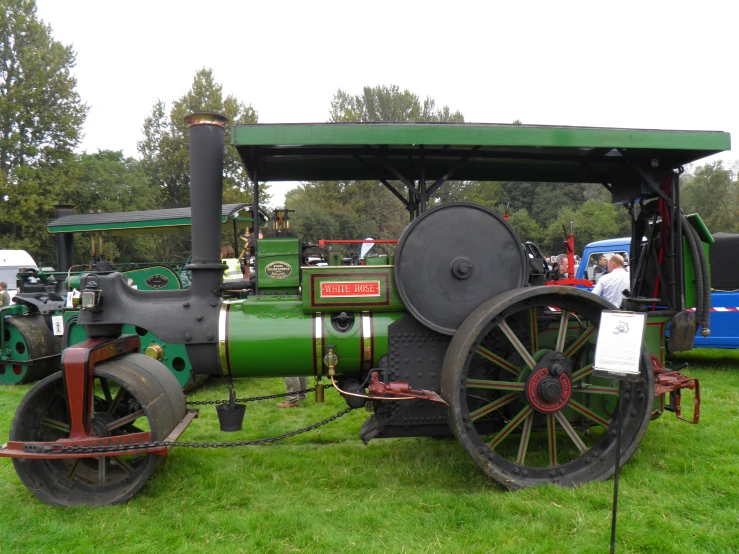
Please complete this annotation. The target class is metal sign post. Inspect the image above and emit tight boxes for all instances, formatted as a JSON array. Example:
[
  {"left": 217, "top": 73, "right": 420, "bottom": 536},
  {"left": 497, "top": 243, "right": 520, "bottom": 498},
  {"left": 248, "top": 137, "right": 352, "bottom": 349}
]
[{"left": 593, "top": 311, "right": 647, "bottom": 554}]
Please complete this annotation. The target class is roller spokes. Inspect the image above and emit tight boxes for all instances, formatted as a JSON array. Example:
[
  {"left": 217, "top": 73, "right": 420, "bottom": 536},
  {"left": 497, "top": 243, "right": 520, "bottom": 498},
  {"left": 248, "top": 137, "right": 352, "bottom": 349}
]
[
  {"left": 498, "top": 320, "right": 536, "bottom": 370},
  {"left": 516, "top": 413, "right": 534, "bottom": 465},
  {"left": 470, "top": 392, "right": 518, "bottom": 422},
  {"left": 466, "top": 303, "right": 621, "bottom": 469},
  {"left": 475, "top": 346, "right": 521, "bottom": 377},
  {"left": 555, "top": 310, "right": 570, "bottom": 352},
  {"left": 467, "top": 379, "right": 525, "bottom": 391},
  {"left": 34, "top": 376, "right": 151, "bottom": 487},
  {"left": 572, "top": 364, "right": 593, "bottom": 382},
  {"left": 445, "top": 288, "right": 653, "bottom": 489}
]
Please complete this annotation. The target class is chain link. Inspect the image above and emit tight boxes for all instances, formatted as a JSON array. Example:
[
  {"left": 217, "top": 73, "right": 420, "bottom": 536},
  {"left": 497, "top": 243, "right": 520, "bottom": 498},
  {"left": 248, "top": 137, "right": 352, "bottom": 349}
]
[
  {"left": 48, "top": 406, "right": 356, "bottom": 455},
  {"left": 185, "top": 385, "right": 331, "bottom": 406}
]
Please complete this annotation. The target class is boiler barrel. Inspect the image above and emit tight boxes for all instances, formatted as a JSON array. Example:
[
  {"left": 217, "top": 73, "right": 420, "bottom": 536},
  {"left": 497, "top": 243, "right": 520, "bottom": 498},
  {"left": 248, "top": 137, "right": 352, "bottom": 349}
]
[{"left": 221, "top": 299, "right": 402, "bottom": 378}]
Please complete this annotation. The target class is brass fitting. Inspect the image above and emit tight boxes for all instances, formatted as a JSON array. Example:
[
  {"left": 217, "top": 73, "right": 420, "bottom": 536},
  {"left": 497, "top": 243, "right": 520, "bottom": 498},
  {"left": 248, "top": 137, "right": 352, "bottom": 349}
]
[
  {"left": 144, "top": 343, "right": 164, "bottom": 361},
  {"left": 323, "top": 344, "right": 338, "bottom": 377}
]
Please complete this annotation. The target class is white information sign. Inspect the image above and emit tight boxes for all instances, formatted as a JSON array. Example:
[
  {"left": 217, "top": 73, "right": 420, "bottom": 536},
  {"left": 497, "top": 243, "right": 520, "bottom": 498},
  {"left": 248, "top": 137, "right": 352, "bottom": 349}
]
[
  {"left": 593, "top": 311, "right": 646, "bottom": 379},
  {"left": 51, "top": 315, "right": 64, "bottom": 336}
]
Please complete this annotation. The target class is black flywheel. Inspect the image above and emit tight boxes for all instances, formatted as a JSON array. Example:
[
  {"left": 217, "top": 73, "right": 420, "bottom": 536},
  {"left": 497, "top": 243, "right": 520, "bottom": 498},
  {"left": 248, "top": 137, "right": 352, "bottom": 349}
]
[{"left": 394, "top": 203, "right": 528, "bottom": 335}]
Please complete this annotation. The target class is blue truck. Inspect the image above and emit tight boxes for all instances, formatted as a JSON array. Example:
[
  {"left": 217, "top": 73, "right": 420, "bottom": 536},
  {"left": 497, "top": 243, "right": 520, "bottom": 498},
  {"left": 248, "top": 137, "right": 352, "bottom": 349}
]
[{"left": 577, "top": 231, "right": 739, "bottom": 349}]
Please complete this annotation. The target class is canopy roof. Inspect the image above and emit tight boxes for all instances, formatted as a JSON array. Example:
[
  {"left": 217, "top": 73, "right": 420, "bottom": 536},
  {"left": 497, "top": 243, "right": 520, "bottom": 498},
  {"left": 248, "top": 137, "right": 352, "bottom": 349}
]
[
  {"left": 232, "top": 123, "right": 730, "bottom": 184},
  {"left": 47, "top": 204, "right": 269, "bottom": 236}
]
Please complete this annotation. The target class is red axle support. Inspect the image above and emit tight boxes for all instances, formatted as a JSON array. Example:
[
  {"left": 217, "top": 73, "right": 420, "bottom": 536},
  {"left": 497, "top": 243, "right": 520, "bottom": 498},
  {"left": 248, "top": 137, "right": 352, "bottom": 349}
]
[
  {"left": 651, "top": 355, "right": 700, "bottom": 424},
  {"left": 0, "top": 334, "right": 199, "bottom": 462},
  {"left": 62, "top": 335, "right": 141, "bottom": 439}
]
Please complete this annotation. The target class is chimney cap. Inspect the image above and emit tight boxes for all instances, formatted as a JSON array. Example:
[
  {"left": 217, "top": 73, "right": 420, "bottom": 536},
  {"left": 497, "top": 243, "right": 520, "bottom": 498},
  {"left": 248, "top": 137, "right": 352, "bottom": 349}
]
[{"left": 185, "top": 112, "right": 228, "bottom": 128}]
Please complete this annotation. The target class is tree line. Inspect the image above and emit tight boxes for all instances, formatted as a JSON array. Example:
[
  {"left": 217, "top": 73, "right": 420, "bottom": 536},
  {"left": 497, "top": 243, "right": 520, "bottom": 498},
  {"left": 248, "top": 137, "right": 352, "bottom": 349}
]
[{"left": 1, "top": 0, "right": 734, "bottom": 268}]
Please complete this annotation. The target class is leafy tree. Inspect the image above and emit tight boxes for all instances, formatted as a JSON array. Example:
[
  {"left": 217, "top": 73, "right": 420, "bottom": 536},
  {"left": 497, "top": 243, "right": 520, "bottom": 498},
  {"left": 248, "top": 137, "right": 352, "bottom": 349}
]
[
  {"left": 681, "top": 161, "right": 738, "bottom": 233},
  {"left": 138, "top": 68, "right": 264, "bottom": 209},
  {"left": 541, "top": 200, "right": 630, "bottom": 256},
  {"left": 286, "top": 184, "right": 379, "bottom": 251},
  {"left": 0, "top": 0, "right": 87, "bottom": 261},
  {"left": 330, "top": 85, "right": 464, "bottom": 123},
  {"left": 66, "top": 151, "right": 160, "bottom": 265},
  {"left": 506, "top": 208, "right": 544, "bottom": 245},
  {"left": 284, "top": 85, "right": 467, "bottom": 247},
  {"left": 137, "top": 69, "right": 263, "bottom": 261}
]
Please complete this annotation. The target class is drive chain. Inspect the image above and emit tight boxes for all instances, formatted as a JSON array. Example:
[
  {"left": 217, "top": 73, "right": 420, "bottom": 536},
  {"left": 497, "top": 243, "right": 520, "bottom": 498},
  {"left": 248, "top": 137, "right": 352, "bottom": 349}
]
[
  {"left": 185, "top": 386, "right": 330, "bottom": 405},
  {"left": 41, "top": 406, "right": 356, "bottom": 455}
]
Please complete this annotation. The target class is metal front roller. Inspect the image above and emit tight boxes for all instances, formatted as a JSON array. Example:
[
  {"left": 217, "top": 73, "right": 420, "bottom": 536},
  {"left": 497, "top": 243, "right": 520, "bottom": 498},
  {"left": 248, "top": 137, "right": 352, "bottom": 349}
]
[
  {"left": 1, "top": 315, "right": 59, "bottom": 385},
  {"left": 441, "top": 287, "right": 654, "bottom": 489},
  {"left": 9, "top": 353, "right": 186, "bottom": 506}
]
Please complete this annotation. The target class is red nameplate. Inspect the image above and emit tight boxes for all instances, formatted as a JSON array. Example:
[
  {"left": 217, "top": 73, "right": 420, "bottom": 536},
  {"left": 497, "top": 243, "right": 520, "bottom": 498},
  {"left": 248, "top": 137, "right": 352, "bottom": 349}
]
[{"left": 320, "top": 281, "right": 381, "bottom": 298}]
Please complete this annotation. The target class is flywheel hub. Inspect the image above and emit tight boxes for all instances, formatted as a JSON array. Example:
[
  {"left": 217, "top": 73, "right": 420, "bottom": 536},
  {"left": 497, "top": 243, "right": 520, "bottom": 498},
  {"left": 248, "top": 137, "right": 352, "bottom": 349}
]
[{"left": 525, "top": 351, "right": 572, "bottom": 413}]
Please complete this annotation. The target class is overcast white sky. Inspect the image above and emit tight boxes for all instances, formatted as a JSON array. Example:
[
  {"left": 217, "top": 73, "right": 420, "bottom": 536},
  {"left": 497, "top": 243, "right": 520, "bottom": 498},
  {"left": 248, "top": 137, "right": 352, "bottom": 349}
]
[{"left": 36, "top": 0, "right": 737, "bottom": 208}]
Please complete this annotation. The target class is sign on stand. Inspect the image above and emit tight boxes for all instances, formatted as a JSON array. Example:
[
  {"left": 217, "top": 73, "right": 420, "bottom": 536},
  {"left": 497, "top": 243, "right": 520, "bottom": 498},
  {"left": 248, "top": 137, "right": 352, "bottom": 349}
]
[
  {"left": 594, "top": 311, "right": 646, "bottom": 381},
  {"left": 593, "top": 310, "right": 647, "bottom": 554}
]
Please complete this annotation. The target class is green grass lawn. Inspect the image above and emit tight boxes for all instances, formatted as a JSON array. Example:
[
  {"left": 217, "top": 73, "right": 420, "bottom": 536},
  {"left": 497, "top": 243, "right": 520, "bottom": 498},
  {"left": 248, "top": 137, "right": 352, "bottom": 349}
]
[{"left": 1, "top": 351, "right": 738, "bottom": 553}]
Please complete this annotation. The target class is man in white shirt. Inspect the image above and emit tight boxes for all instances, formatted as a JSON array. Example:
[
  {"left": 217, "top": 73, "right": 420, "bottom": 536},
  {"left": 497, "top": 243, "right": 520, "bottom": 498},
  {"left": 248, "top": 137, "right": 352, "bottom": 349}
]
[{"left": 591, "top": 254, "right": 630, "bottom": 308}]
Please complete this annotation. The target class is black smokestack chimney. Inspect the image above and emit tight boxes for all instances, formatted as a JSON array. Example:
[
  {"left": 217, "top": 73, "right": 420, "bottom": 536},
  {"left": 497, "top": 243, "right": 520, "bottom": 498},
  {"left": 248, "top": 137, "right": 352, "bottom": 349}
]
[
  {"left": 53, "top": 204, "right": 75, "bottom": 272},
  {"left": 185, "top": 112, "right": 228, "bottom": 293}
]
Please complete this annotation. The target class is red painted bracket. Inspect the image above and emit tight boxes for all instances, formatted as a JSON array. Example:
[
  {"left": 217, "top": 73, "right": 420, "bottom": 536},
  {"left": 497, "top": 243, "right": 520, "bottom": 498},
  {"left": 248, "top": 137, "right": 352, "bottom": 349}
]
[
  {"left": 0, "top": 410, "right": 198, "bottom": 460},
  {"left": 652, "top": 355, "right": 700, "bottom": 424},
  {"left": 545, "top": 278, "right": 594, "bottom": 287},
  {"left": 367, "top": 373, "right": 448, "bottom": 405},
  {"left": 62, "top": 335, "right": 141, "bottom": 439}
]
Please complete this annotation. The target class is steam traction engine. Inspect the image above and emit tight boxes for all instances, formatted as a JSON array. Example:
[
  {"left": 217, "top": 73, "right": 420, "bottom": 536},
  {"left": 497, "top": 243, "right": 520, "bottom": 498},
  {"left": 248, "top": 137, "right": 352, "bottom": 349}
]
[{"left": 0, "top": 115, "right": 727, "bottom": 506}]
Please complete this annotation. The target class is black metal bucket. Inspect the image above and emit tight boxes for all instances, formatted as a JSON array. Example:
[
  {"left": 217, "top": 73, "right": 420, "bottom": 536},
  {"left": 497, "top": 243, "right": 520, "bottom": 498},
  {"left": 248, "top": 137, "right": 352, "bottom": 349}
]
[{"left": 216, "top": 403, "right": 246, "bottom": 432}]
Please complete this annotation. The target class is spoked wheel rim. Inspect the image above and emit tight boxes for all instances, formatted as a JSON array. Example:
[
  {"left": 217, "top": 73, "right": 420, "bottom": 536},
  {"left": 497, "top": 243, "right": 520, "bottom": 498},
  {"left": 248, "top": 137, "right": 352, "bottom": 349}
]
[
  {"left": 10, "top": 354, "right": 184, "bottom": 506},
  {"left": 441, "top": 287, "right": 654, "bottom": 489}
]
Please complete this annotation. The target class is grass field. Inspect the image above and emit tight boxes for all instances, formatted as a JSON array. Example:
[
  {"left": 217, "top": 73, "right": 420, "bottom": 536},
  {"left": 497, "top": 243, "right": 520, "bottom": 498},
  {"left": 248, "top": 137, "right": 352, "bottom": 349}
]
[{"left": 1, "top": 350, "right": 738, "bottom": 553}]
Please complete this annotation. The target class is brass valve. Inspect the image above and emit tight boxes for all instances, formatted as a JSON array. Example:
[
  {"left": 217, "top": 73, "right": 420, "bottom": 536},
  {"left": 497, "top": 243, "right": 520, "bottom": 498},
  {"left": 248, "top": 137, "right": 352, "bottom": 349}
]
[{"left": 323, "top": 344, "right": 338, "bottom": 376}]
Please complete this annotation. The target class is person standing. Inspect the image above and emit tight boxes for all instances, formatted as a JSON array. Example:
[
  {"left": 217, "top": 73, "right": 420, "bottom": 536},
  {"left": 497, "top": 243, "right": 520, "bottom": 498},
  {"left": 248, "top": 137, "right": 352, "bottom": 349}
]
[
  {"left": 591, "top": 254, "right": 631, "bottom": 307},
  {"left": 0, "top": 282, "right": 11, "bottom": 307},
  {"left": 221, "top": 244, "right": 242, "bottom": 281},
  {"left": 593, "top": 254, "right": 609, "bottom": 282},
  {"left": 555, "top": 254, "right": 569, "bottom": 279},
  {"left": 276, "top": 376, "right": 308, "bottom": 408}
]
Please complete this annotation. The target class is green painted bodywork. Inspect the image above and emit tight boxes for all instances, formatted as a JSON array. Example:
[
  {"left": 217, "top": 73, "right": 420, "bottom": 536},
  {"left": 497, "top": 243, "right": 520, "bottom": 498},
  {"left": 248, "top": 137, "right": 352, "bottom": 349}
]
[
  {"left": 365, "top": 255, "right": 394, "bottom": 266},
  {"left": 63, "top": 313, "right": 199, "bottom": 390},
  {"left": 302, "top": 266, "right": 403, "bottom": 313},
  {"left": 683, "top": 240, "right": 710, "bottom": 310},
  {"left": 60, "top": 266, "right": 185, "bottom": 292},
  {"left": 644, "top": 314, "right": 670, "bottom": 366},
  {"left": 256, "top": 238, "right": 300, "bottom": 294},
  {"left": 232, "top": 123, "right": 731, "bottom": 184},
  {"left": 224, "top": 296, "right": 403, "bottom": 378},
  {"left": 0, "top": 306, "right": 45, "bottom": 384},
  {"left": 682, "top": 214, "right": 711, "bottom": 310},
  {"left": 47, "top": 204, "right": 266, "bottom": 236},
  {"left": 118, "top": 266, "right": 182, "bottom": 290},
  {"left": 232, "top": 123, "right": 730, "bottom": 154}
]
